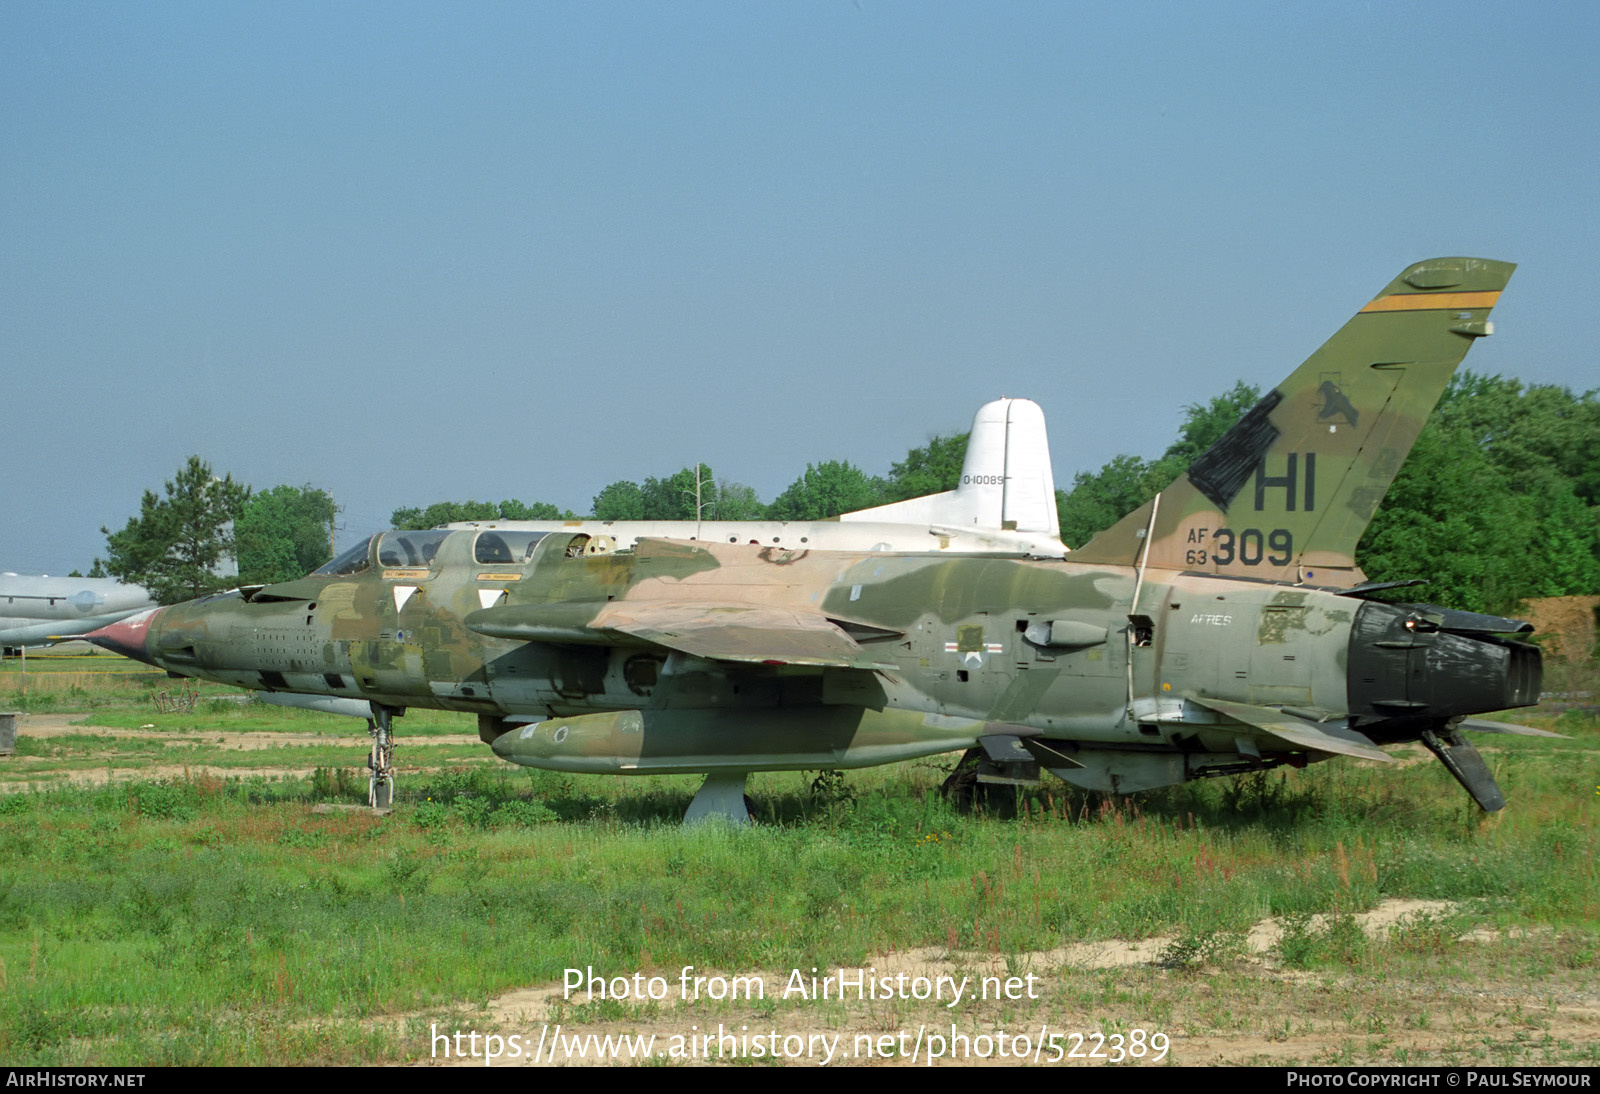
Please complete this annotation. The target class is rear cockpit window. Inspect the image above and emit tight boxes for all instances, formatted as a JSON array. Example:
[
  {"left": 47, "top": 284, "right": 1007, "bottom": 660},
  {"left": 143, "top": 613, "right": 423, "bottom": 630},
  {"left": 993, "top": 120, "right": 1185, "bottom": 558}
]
[
  {"left": 377, "top": 531, "right": 450, "bottom": 568},
  {"left": 473, "top": 531, "right": 550, "bottom": 565},
  {"left": 312, "top": 536, "right": 374, "bottom": 577}
]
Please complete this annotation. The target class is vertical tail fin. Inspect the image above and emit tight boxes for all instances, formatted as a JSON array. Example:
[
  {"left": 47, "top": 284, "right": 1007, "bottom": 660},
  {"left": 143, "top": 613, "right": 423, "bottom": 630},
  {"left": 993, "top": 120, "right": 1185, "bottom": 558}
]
[
  {"left": 1071, "top": 258, "right": 1515, "bottom": 584},
  {"left": 841, "top": 397, "right": 1060, "bottom": 536}
]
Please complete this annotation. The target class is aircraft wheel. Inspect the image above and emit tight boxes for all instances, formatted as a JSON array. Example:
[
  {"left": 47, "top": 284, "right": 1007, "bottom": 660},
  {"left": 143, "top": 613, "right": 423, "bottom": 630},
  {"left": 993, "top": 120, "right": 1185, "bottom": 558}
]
[
  {"left": 941, "top": 749, "right": 1019, "bottom": 816},
  {"left": 974, "top": 782, "right": 1019, "bottom": 818},
  {"left": 941, "top": 749, "right": 983, "bottom": 811}
]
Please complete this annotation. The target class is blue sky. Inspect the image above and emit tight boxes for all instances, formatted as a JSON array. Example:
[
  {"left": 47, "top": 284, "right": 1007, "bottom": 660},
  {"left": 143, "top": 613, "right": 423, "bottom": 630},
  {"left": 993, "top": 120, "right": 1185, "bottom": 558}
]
[{"left": 3, "top": 2, "right": 1596, "bottom": 572}]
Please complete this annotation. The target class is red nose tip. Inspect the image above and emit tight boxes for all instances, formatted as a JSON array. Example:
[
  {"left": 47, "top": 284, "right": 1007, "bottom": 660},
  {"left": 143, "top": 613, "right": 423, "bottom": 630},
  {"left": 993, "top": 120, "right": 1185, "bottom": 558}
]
[{"left": 85, "top": 608, "right": 163, "bottom": 666}]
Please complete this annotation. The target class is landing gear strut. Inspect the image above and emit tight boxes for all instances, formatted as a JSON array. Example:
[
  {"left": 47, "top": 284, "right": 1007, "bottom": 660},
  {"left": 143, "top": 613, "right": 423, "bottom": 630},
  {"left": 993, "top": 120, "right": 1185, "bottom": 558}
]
[{"left": 368, "top": 702, "right": 403, "bottom": 810}]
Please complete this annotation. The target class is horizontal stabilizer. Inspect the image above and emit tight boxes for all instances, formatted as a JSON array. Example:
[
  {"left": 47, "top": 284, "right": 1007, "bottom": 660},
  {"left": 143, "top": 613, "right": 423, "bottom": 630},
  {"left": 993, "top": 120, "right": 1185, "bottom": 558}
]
[
  {"left": 1189, "top": 695, "right": 1393, "bottom": 763},
  {"left": 1457, "top": 717, "right": 1566, "bottom": 739},
  {"left": 1425, "top": 608, "right": 1535, "bottom": 636}
]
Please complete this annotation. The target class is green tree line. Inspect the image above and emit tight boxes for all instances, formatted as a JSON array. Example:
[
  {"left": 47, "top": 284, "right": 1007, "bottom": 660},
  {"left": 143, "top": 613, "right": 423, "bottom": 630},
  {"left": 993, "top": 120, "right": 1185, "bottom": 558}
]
[
  {"left": 389, "top": 433, "right": 971, "bottom": 529},
  {"left": 96, "top": 458, "right": 336, "bottom": 602},
  {"left": 101, "top": 372, "right": 1597, "bottom": 611},
  {"left": 1055, "top": 372, "right": 1600, "bottom": 614}
]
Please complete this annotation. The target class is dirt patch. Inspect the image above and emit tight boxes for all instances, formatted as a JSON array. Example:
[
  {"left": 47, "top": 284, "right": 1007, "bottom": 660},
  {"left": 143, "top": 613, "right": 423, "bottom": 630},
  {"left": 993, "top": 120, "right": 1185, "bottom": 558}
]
[
  {"left": 0, "top": 759, "right": 487, "bottom": 789},
  {"left": 14, "top": 713, "right": 479, "bottom": 749},
  {"left": 0, "top": 712, "right": 489, "bottom": 790},
  {"left": 14, "top": 764, "right": 329, "bottom": 786},
  {"left": 419, "top": 899, "right": 1598, "bottom": 1067},
  {"left": 1521, "top": 595, "right": 1600, "bottom": 662}
]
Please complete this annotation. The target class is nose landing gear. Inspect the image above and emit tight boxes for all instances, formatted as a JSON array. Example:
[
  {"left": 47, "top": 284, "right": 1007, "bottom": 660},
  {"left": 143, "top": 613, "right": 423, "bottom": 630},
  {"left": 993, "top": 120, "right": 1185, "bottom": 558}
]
[{"left": 368, "top": 702, "right": 403, "bottom": 810}]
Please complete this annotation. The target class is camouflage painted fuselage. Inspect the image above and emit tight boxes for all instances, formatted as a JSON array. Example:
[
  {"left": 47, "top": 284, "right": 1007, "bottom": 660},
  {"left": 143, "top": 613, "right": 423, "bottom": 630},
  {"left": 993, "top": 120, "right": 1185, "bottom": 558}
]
[
  {"left": 93, "top": 257, "right": 1545, "bottom": 806},
  {"left": 113, "top": 526, "right": 1538, "bottom": 796}
]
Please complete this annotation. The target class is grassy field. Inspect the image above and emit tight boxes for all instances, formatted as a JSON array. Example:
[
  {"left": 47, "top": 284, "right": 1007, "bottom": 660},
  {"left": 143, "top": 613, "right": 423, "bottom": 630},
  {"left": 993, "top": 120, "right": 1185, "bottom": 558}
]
[{"left": 0, "top": 652, "right": 1595, "bottom": 1066}]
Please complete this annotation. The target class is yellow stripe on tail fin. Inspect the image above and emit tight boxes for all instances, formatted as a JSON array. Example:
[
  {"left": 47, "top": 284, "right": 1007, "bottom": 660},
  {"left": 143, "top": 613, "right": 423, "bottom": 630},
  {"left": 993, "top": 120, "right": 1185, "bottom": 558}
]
[{"left": 1071, "top": 258, "right": 1515, "bottom": 586}]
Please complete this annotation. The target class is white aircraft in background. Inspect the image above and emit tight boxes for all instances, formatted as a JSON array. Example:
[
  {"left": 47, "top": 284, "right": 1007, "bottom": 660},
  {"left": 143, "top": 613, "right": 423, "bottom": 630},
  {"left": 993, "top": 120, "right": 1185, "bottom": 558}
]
[
  {"left": 0, "top": 573, "right": 158, "bottom": 651},
  {"left": 442, "top": 397, "right": 1067, "bottom": 560},
  {"left": 260, "top": 396, "right": 1067, "bottom": 720}
]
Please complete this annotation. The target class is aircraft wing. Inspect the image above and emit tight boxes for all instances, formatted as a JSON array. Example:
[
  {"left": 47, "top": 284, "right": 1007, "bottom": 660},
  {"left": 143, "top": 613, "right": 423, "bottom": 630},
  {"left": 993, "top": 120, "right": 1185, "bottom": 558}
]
[
  {"left": 609, "top": 605, "right": 897, "bottom": 670},
  {"left": 466, "top": 601, "right": 898, "bottom": 670}
]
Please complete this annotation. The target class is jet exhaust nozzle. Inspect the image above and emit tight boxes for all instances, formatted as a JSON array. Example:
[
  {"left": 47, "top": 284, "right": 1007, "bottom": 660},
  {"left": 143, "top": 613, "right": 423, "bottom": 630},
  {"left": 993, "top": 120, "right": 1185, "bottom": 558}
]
[
  {"left": 1347, "top": 599, "right": 1542, "bottom": 811},
  {"left": 1348, "top": 600, "right": 1542, "bottom": 727}
]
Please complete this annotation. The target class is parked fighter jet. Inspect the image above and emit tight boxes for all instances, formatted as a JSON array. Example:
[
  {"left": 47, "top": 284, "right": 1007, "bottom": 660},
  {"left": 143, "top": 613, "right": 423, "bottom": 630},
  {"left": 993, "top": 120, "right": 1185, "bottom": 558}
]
[
  {"left": 0, "top": 573, "right": 157, "bottom": 652},
  {"left": 443, "top": 396, "right": 1066, "bottom": 558},
  {"left": 89, "top": 258, "right": 1549, "bottom": 819}
]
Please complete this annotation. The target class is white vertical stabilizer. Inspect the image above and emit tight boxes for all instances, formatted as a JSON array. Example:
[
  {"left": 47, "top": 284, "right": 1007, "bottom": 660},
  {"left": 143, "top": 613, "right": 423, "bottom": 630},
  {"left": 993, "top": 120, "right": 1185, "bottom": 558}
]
[{"left": 839, "top": 398, "right": 1059, "bottom": 537}]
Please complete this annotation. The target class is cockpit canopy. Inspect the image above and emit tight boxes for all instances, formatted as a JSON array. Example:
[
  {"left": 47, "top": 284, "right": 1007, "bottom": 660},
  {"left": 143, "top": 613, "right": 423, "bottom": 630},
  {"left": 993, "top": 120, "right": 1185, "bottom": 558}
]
[
  {"left": 312, "top": 536, "right": 374, "bottom": 577},
  {"left": 308, "top": 529, "right": 554, "bottom": 578},
  {"left": 376, "top": 531, "right": 449, "bottom": 568},
  {"left": 473, "top": 531, "right": 549, "bottom": 564}
]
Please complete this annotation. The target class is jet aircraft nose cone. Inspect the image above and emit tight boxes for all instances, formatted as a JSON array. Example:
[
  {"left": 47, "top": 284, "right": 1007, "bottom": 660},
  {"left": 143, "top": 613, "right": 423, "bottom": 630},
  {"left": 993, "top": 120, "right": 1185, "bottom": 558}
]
[{"left": 85, "top": 607, "right": 164, "bottom": 666}]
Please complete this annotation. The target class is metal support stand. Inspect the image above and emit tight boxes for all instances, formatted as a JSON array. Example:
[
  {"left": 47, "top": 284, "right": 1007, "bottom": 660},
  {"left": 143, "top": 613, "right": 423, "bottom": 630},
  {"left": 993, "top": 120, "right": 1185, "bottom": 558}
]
[{"left": 684, "top": 772, "right": 751, "bottom": 825}]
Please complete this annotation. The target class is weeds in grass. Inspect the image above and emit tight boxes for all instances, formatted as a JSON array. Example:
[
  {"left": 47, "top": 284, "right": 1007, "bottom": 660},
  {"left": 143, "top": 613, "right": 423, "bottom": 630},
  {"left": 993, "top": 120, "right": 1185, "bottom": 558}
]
[
  {"left": 309, "top": 767, "right": 360, "bottom": 801},
  {"left": 0, "top": 691, "right": 1592, "bottom": 1065},
  {"left": 276, "top": 828, "right": 326, "bottom": 849},
  {"left": 1160, "top": 927, "right": 1248, "bottom": 969},
  {"left": 1388, "top": 911, "right": 1463, "bottom": 958},
  {"left": 411, "top": 799, "right": 450, "bottom": 829},
  {"left": 1557, "top": 942, "right": 1596, "bottom": 970},
  {"left": 383, "top": 848, "right": 431, "bottom": 895},
  {"left": 126, "top": 780, "right": 200, "bottom": 822},
  {"left": 808, "top": 768, "right": 855, "bottom": 806},
  {"left": 496, "top": 799, "right": 557, "bottom": 826},
  {"left": 1275, "top": 910, "right": 1369, "bottom": 969}
]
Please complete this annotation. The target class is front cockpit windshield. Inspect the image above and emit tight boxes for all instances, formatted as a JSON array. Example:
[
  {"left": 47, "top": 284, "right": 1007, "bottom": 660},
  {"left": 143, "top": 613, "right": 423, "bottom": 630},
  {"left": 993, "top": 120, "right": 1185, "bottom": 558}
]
[
  {"left": 377, "top": 531, "right": 450, "bottom": 568},
  {"left": 312, "top": 536, "right": 374, "bottom": 577}
]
